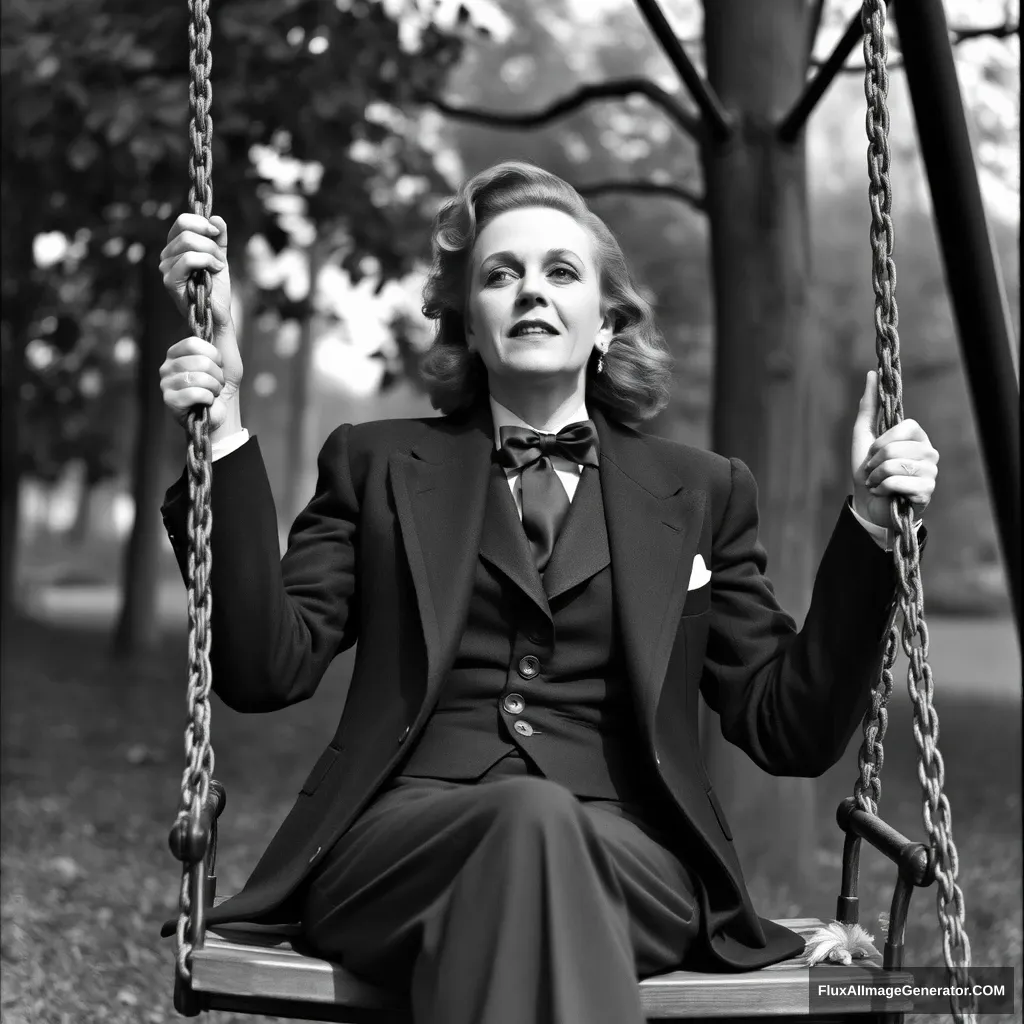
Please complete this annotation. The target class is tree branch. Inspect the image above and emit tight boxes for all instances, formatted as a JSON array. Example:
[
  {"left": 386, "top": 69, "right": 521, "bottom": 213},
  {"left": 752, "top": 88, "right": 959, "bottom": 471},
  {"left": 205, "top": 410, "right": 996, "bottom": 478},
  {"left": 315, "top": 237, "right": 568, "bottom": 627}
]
[
  {"left": 426, "top": 77, "right": 702, "bottom": 142},
  {"left": 949, "top": 21, "right": 1019, "bottom": 42},
  {"left": 810, "top": 21, "right": 1019, "bottom": 74},
  {"left": 575, "top": 179, "right": 705, "bottom": 212}
]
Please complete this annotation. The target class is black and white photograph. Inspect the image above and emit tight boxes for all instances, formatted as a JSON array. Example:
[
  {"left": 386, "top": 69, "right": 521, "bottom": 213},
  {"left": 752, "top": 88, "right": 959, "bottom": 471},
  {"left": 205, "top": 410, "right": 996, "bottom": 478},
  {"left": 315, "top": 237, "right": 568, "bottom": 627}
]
[{"left": 1, "top": 1, "right": 1019, "bottom": 1022}]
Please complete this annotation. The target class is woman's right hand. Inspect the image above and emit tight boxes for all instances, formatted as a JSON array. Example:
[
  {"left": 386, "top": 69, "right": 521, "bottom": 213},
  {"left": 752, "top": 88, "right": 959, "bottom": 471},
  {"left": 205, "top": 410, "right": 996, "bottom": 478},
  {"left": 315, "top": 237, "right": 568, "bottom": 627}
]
[{"left": 159, "top": 214, "right": 244, "bottom": 435}]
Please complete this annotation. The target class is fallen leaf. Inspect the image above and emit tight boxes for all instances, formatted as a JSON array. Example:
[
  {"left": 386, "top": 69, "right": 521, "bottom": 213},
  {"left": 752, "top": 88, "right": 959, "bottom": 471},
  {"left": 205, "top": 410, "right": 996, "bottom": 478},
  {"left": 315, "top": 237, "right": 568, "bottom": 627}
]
[
  {"left": 47, "top": 857, "right": 83, "bottom": 884},
  {"left": 125, "top": 743, "right": 162, "bottom": 765}
]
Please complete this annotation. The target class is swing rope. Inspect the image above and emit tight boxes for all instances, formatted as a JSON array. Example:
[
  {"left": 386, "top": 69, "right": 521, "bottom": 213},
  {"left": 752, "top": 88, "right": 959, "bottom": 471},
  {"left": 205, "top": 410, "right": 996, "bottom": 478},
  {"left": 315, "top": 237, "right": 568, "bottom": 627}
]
[
  {"left": 844, "top": 2, "right": 974, "bottom": 1019},
  {"left": 172, "top": 0, "right": 216, "bottom": 988}
]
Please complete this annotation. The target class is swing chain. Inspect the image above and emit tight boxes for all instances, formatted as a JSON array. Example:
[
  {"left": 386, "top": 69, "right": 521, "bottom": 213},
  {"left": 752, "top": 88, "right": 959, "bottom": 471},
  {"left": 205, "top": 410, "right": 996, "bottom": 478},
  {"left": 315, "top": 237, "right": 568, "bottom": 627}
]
[
  {"left": 857, "top": 3, "right": 974, "bottom": 1020},
  {"left": 174, "top": 0, "right": 216, "bottom": 988},
  {"left": 853, "top": 0, "right": 900, "bottom": 822}
]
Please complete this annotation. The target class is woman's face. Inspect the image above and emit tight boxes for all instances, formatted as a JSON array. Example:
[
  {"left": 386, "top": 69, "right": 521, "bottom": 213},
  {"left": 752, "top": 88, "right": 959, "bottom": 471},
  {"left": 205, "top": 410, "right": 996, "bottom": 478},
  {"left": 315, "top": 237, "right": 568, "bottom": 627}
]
[{"left": 465, "top": 206, "right": 613, "bottom": 390}]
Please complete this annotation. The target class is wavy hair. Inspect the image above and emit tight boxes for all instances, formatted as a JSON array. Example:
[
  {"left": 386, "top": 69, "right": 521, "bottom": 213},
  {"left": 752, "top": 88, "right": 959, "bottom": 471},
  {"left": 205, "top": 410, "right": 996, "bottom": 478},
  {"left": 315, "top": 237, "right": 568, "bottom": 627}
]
[{"left": 419, "top": 161, "right": 673, "bottom": 424}]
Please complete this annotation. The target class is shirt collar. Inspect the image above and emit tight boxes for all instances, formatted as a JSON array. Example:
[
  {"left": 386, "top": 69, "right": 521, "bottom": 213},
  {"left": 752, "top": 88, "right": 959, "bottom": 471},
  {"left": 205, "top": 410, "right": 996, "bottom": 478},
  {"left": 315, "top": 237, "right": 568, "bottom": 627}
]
[{"left": 488, "top": 395, "right": 590, "bottom": 451}]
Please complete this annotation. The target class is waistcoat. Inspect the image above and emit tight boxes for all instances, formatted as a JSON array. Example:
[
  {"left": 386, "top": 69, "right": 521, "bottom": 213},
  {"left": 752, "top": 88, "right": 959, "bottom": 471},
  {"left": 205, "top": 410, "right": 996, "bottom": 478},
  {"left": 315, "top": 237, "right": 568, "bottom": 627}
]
[{"left": 398, "top": 456, "right": 660, "bottom": 805}]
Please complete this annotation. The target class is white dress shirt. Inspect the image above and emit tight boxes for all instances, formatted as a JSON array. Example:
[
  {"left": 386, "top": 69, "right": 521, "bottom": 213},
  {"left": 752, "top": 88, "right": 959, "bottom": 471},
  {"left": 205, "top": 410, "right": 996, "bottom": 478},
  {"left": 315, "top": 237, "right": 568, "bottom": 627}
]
[{"left": 208, "top": 410, "right": 916, "bottom": 551}]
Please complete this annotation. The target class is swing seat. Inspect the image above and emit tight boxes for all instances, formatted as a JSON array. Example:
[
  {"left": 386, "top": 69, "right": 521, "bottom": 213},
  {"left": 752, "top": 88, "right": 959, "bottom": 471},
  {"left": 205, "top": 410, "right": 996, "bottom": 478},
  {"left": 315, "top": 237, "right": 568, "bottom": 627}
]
[{"left": 179, "top": 908, "right": 915, "bottom": 1021}]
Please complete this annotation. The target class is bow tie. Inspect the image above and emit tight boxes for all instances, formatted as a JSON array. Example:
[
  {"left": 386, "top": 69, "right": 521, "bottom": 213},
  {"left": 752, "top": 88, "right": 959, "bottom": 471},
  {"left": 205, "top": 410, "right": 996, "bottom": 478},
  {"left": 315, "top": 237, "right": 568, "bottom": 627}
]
[{"left": 496, "top": 421, "right": 600, "bottom": 470}]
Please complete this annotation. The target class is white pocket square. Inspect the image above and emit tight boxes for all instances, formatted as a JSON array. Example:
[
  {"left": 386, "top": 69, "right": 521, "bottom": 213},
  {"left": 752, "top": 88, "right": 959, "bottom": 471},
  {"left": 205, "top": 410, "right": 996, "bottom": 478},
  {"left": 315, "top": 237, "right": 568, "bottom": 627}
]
[{"left": 687, "top": 553, "right": 712, "bottom": 591}]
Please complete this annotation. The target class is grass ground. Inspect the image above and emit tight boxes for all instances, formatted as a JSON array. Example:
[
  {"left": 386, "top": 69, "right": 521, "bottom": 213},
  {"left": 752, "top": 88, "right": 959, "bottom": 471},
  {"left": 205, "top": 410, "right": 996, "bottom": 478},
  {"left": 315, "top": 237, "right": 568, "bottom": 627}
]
[{"left": 1, "top": 616, "right": 1020, "bottom": 1024}]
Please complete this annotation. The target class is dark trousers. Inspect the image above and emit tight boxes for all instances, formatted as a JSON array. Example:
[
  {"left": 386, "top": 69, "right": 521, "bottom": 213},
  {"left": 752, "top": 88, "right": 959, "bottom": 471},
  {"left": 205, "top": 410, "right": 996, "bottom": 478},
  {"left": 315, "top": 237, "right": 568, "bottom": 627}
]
[{"left": 301, "top": 753, "right": 701, "bottom": 1024}]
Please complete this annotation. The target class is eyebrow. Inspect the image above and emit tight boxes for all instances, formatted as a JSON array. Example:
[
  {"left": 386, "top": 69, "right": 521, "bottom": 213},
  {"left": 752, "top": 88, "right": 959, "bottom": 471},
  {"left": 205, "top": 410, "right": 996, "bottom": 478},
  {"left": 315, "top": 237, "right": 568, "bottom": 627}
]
[{"left": 479, "top": 248, "right": 584, "bottom": 269}]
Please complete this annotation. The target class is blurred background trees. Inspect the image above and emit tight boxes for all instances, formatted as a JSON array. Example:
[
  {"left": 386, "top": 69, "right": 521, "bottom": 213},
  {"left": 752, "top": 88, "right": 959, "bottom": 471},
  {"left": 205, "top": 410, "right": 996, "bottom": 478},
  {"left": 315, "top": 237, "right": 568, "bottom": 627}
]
[{"left": 1, "top": 0, "right": 492, "bottom": 647}]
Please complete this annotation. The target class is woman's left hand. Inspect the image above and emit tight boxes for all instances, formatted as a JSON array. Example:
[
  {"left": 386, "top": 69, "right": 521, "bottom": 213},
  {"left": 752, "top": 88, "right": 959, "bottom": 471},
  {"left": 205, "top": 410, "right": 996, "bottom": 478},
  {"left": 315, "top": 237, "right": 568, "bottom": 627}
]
[{"left": 851, "top": 370, "right": 939, "bottom": 529}]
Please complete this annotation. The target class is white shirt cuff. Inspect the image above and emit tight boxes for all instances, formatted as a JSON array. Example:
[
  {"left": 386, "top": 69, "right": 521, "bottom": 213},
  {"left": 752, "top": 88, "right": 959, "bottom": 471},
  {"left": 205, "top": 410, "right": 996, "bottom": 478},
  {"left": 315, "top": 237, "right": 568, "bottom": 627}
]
[
  {"left": 211, "top": 428, "right": 250, "bottom": 462},
  {"left": 849, "top": 498, "right": 922, "bottom": 552}
]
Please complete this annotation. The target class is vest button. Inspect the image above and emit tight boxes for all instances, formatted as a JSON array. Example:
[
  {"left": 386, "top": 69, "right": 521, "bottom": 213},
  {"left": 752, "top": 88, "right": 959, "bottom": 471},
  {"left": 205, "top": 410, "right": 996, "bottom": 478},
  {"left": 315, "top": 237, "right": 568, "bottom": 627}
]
[
  {"left": 502, "top": 692, "right": 526, "bottom": 715},
  {"left": 513, "top": 720, "right": 534, "bottom": 737},
  {"left": 518, "top": 655, "right": 540, "bottom": 679}
]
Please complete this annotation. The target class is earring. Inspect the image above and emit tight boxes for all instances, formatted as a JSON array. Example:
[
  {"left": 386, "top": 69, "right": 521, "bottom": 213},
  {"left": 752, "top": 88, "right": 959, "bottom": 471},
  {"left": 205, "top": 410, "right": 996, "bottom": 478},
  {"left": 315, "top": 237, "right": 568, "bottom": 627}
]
[{"left": 596, "top": 352, "right": 605, "bottom": 375}]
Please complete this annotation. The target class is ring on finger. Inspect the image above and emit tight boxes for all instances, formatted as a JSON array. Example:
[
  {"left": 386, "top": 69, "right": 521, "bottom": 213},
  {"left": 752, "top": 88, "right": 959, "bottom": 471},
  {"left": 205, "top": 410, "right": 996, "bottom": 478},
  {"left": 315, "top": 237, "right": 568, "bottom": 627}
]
[{"left": 183, "top": 371, "right": 192, "bottom": 387}]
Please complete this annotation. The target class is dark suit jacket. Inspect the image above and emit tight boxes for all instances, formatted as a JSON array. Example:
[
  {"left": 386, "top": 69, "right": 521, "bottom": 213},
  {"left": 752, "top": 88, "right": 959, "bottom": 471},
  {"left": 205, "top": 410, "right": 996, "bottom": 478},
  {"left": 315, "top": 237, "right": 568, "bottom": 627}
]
[{"left": 160, "top": 400, "right": 912, "bottom": 969}]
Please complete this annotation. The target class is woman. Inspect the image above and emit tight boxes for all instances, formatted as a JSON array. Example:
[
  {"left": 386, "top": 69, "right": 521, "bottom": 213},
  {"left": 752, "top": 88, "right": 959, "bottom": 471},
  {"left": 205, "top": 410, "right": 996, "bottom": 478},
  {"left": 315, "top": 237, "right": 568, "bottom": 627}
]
[{"left": 158, "top": 162, "right": 938, "bottom": 1024}]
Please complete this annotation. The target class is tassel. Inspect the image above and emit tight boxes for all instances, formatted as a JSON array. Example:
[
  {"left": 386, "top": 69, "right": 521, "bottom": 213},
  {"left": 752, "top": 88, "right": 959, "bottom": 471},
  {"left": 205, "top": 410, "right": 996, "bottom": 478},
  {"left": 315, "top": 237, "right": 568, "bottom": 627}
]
[{"left": 797, "top": 921, "right": 881, "bottom": 967}]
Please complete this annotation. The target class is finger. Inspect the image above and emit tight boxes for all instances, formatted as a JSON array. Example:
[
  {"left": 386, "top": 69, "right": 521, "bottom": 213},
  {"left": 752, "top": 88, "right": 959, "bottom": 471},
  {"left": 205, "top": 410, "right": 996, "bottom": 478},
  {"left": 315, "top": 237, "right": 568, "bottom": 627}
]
[
  {"left": 165, "top": 213, "right": 221, "bottom": 246},
  {"left": 857, "top": 370, "right": 878, "bottom": 416},
  {"left": 160, "top": 230, "right": 225, "bottom": 263},
  {"left": 852, "top": 371, "right": 880, "bottom": 464},
  {"left": 865, "top": 458, "right": 938, "bottom": 488},
  {"left": 865, "top": 440, "right": 940, "bottom": 470},
  {"left": 869, "top": 417, "right": 928, "bottom": 449},
  {"left": 176, "top": 369, "right": 223, "bottom": 392},
  {"left": 163, "top": 383, "right": 215, "bottom": 411},
  {"left": 162, "top": 354, "right": 226, "bottom": 386},
  {"left": 165, "top": 337, "right": 224, "bottom": 365},
  {"left": 209, "top": 215, "right": 228, "bottom": 246},
  {"left": 867, "top": 475, "right": 935, "bottom": 503},
  {"left": 161, "top": 251, "right": 226, "bottom": 287}
]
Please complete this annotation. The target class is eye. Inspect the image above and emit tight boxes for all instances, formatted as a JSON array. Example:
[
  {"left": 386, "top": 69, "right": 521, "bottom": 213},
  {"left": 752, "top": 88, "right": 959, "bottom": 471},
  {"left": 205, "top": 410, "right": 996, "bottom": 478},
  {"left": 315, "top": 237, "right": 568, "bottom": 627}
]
[
  {"left": 549, "top": 265, "right": 579, "bottom": 282},
  {"left": 485, "top": 267, "right": 517, "bottom": 286}
]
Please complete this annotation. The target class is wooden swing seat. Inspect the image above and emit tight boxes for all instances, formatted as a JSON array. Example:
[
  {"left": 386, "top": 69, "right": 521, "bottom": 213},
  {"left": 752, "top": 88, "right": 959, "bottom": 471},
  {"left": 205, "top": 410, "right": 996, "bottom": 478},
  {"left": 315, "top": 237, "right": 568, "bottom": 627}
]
[
  {"left": 172, "top": 794, "right": 934, "bottom": 1021},
  {"left": 183, "top": 909, "right": 914, "bottom": 1022}
]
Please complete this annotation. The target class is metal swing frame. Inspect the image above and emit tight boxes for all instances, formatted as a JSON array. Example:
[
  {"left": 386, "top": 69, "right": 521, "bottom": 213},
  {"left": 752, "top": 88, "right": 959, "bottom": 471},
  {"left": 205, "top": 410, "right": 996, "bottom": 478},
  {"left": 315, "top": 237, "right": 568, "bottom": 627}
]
[{"left": 168, "top": 0, "right": 1019, "bottom": 1021}]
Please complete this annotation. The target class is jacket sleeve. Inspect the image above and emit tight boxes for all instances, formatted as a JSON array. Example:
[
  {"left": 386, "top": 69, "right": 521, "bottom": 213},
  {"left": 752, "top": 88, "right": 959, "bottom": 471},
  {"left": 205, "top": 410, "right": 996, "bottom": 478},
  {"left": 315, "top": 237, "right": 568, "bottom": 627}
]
[
  {"left": 160, "top": 425, "right": 360, "bottom": 713},
  {"left": 698, "top": 457, "right": 916, "bottom": 777}
]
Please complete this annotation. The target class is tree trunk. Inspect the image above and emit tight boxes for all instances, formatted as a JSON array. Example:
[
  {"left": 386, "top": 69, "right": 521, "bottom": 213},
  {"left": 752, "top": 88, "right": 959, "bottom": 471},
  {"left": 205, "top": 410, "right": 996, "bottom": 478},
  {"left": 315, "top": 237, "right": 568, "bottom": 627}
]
[
  {"left": 68, "top": 472, "right": 93, "bottom": 546},
  {"left": 282, "top": 244, "right": 323, "bottom": 525},
  {"left": 0, "top": 314, "right": 24, "bottom": 651},
  {"left": 0, "top": 162, "right": 35, "bottom": 651},
  {"left": 700, "top": 0, "right": 825, "bottom": 893},
  {"left": 112, "top": 252, "right": 176, "bottom": 656}
]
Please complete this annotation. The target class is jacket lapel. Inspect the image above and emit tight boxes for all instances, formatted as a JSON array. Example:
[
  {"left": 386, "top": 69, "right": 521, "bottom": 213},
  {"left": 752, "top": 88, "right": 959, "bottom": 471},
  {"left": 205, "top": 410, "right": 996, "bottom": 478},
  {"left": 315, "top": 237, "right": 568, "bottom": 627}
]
[
  {"left": 594, "top": 410, "right": 707, "bottom": 741},
  {"left": 389, "top": 403, "right": 494, "bottom": 698}
]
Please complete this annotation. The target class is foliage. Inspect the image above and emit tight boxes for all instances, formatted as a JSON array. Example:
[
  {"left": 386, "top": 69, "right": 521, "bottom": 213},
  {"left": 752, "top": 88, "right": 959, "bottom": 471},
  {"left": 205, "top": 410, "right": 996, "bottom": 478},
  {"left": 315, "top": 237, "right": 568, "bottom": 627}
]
[
  {"left": 1, "top": 0, "right": 490, "bottom": 483},
  {"left": 10, "top": 246, "right": 142, "bottom": 482},
  {"left": 2, "top": 0, "right": 471, "bottom": 253}
]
